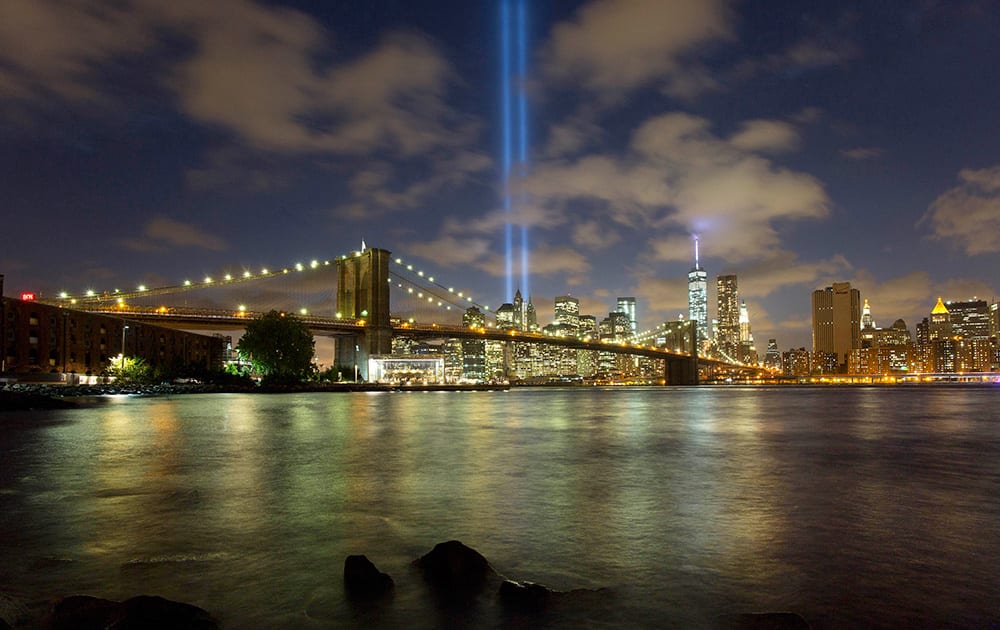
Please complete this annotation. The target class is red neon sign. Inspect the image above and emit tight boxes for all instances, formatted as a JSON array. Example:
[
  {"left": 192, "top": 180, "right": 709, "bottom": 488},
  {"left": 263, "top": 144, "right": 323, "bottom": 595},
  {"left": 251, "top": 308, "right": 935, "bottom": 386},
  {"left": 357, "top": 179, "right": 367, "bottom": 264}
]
[{"left": 20, "top": 292, "right": 36, "bottom": 302}]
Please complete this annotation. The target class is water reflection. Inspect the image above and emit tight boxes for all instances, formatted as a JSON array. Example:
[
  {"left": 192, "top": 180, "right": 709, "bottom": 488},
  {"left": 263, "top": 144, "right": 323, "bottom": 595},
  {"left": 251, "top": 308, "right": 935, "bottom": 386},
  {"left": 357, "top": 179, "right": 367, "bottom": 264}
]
[{"left": 1, "top": 388, "right": 999, "bottom": 627}]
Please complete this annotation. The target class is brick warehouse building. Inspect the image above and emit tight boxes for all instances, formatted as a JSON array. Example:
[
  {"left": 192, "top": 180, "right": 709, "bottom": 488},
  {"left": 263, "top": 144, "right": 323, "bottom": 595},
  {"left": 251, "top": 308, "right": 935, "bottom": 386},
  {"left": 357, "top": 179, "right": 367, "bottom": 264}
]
[{"left": 2, "top": 291, "right": 224, "bottom": 379}]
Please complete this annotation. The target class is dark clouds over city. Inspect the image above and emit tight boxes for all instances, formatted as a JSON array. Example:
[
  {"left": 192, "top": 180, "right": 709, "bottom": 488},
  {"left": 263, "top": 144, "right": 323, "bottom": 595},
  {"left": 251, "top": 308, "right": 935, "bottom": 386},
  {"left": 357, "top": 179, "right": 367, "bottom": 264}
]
[{"left": 2, "top": 0, "right": 998, "bottom": 349}]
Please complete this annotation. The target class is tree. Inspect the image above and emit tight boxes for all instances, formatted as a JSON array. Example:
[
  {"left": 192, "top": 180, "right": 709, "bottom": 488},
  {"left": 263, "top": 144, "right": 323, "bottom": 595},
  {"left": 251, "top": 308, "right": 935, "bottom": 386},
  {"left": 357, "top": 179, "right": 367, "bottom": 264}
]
[
  {"left": 107, "top": 355, "right": 153, "bottom": 385},
  {"left": 237, "top": 310, "right": 315, "bottom": 381}
]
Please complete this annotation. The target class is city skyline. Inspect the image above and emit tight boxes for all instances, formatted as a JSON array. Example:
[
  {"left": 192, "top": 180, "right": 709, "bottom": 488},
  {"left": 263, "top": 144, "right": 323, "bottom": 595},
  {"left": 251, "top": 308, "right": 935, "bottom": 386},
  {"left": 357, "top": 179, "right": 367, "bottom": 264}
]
[{"left": 2, "top": 0, "right": 999, "bottom": 350}]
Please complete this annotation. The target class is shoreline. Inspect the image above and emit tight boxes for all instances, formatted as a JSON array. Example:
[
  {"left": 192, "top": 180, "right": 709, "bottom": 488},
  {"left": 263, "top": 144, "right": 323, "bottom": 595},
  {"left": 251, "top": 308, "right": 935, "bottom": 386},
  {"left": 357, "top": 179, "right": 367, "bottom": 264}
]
[
  {"left": 0, "top": 381, "right": 512, "bottom": 411},
  {"left": 2, "top": 378, "right": 996, "bottom": 411}
]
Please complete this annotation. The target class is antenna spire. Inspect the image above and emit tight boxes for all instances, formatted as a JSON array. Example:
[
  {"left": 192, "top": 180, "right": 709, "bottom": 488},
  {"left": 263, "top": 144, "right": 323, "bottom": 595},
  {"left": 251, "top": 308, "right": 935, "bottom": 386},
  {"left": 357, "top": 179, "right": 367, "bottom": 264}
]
[{"left": 693, "top": 235, "right": 701, "bottom": 269}]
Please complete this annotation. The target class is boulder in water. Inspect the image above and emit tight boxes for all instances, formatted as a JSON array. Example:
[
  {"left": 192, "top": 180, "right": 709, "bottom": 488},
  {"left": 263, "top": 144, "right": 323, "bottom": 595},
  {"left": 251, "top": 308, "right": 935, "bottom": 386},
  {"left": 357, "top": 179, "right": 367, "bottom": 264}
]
[
  {"left": 47, "top": 595, "right": 119, "bottom": 629},
  {"left": 414, "top": 540, "right": 496, "bottom": 594},
  {"left": 498, "top": 580, "right": 553, "bottom": 612},
  {"left": 343, "top": 555, "right": 394, "bottom": 599},
  {"left": 716, "top": 611, "right": 812, "bottom": 629},
  {"left": 46, "top": 594, "right": 217, "bottom": 629}
]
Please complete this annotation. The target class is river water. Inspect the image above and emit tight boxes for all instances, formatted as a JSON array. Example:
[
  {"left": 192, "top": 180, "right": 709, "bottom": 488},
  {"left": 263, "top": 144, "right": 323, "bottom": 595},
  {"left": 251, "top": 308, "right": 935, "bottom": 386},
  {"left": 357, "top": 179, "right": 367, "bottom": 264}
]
[{"left": 1, "top": 386, "right": 999, "bottom": 628}]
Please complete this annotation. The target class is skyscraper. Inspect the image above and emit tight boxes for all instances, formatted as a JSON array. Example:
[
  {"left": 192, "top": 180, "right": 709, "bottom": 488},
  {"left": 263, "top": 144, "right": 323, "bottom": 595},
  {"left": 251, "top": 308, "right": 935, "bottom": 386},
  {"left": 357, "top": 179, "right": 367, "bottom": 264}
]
[
  {"left": 616, "top": 297, "right": 637, "bottom": 338},
  {"left": 687, "top": 237, "right": 708, "bottom": 354},
  {"left": 763, "top": 338, "right": 781, "bottom": 371},
  {"left": 716, "top": 274, "right": 739, "bottom": 360},
  {"left": 946, "top": 299, "right": 990, "bottom": 340},
  {"left": 811, "top": 282, "right": 860, "bottom": 372},
  {"left": 738, "top": 299, "right": 758, "bottom": 365},
  {"left": 554, "top": 295, "right": 580, "bottom": 333},
  {"left": 461, "top": 306, "right": 486, "bottom": 382}
]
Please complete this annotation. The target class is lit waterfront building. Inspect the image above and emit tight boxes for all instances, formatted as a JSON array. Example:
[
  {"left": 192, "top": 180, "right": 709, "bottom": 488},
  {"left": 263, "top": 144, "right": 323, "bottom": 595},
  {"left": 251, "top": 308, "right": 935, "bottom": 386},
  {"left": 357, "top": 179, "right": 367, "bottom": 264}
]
[
  {"left": 513, "top": 290, "right": 525, "bottom": 330},
  {"left": 554, "top": 295, "right": 580, "bottom": 333},
  {"left": 849, "top": 318, "right": 914, "bottom": 375},
  {"left": 687, "top": 237, "right": 709, "bottom": 354},
  {"left": 923, "top": 298, "right": 956, "bottom": 372},
  {"left": 947, "top": 299, "right": 990, "bottom": 340},
  {"left": 929, "top": 297, "right": 952, "bottom": 340},
  {"left": 616, "top": 297, "right": 637, "bottom": 339},
  {"left": 576, "top": 314, "right": 598, "bottom": 375},
  {"left": 716, "top": 274, "right": 739, "bottom": 361},
  {"left": 442, "top": 338, "right": 463, "bottom": 382},
  {"left": 763, "top": 339, "right": 781, "bottom": 372},
  {"left": 783, "top": 347, "right": 811, "bottom": 377},
  {"left": 484, "top": 339, "right": 506, "bottom": 381},
  {"left": 738, "top": 299, "right": 758, "bottom": 365},
  {"left": 495, "top": 302, "right": 516, "bottom": 330},
  {"left": 992, "top": 302, "right": 1000, "bottom": 370},
  {"left": 812, "top": 282, "right": 860, "bottom": 373},
  {"left": 461, "top": 306, "right": 486, "bottom": 382},
  {"left": 944, "top": 299, "right": 992, "bottom": 372},
  {"left": 860, "top": 298, "right": 877, "bottom": 348}
]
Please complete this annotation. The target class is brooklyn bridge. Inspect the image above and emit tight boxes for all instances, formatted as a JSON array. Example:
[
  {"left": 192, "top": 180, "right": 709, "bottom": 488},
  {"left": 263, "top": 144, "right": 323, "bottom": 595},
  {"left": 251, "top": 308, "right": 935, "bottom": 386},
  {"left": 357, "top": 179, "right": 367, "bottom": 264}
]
[{"left": 21, "top": 247, "right": 766, "bottom": 385}]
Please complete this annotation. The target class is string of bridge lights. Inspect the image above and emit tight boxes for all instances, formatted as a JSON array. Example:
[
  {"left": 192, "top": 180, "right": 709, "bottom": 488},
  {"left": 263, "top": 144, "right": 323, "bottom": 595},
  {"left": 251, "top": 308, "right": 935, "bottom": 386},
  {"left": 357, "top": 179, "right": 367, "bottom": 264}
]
[
  {"left": 55, "top": 256, "right": 342, "bottom": 304},
  {"left": 51, "top": 249, "right": 487, "bottom": 319},
  {"left": 389, "top": 256, "right": 489, "bottom": 313}
]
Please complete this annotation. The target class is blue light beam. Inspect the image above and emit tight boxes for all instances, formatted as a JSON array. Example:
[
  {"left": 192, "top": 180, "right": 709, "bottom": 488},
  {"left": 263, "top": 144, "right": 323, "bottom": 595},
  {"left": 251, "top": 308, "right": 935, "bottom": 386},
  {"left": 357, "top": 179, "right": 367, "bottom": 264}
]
[
  {"left": 500, "top": 0, "right": 513, "bottom": 302},
  {"left": 517, "top": 0, "right": 529, "bottom": 298}
]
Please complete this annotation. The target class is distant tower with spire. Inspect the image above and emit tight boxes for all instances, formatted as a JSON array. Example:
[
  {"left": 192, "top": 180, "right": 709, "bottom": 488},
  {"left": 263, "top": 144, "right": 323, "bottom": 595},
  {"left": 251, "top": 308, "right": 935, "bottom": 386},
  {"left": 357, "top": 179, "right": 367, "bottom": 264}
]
[{"left": 687, "top": 236, "right": 709, "bottom": 354}]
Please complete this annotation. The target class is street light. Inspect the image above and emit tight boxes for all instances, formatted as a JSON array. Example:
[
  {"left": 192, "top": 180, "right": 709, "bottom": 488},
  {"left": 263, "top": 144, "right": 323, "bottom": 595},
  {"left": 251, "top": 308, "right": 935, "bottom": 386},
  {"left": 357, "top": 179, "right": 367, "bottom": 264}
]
[{"left": 121, "top": 325, "right": 129, "bottom": 369}]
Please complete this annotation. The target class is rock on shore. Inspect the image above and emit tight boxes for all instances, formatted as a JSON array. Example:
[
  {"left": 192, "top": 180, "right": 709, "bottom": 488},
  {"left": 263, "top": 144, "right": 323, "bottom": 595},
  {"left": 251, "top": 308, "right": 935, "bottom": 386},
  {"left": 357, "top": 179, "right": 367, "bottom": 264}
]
[{"left": 45, "top": 594, "right": 217, "bottom": 629}]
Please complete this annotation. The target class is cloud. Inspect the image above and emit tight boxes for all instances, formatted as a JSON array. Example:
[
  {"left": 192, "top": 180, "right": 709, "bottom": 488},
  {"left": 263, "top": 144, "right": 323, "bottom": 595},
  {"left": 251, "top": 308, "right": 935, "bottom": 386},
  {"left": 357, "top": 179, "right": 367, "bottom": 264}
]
[
  {"left": 0, "top": 1, "right": 473, "bottom": 160},
  {"left": 733, "top": 252, "right": 853, "bottom": 298},
  {"left": 408, "top": 242, "right": 591, "bottom": 282},
  {"left": 629, "top": 113, "right": 828, "bottom": 262},
  {"left": 543, "top": 0, "right": 732, "bottom": 96},
  {"left": 122, "top": 217, "right": 229, "bottom": 253},
  {"left": 732, "top": 37, "right": 860, "bottom": 80},
  {"left": 840, "top": 146, "right": 885, "bottom": 160},
  {"left": 572, "top": 221, "right": 621, "bottom": 249},
  {"left": 728, "top": 119, "right": 801, "bottom": 154},
  {"left": 335, "top": 149, "right": 492, "bottom": 220},
  {"left": 0, "top": 0, "right": 151, "bottom": 102},
  {"left": 404, "top": 236, "right": 493, "bottom": 267},
  {"left": 426, "top": 110, "right": 828, "bottom": 284},
  {"left": 169, "top": 16, "right": 464, "bottom": 156},
  {"left": 631, "top": 275, "right": 689, "bottom": 319},
  {"left": 922, "top": 165, "right": 1000, "bottom": 255}
]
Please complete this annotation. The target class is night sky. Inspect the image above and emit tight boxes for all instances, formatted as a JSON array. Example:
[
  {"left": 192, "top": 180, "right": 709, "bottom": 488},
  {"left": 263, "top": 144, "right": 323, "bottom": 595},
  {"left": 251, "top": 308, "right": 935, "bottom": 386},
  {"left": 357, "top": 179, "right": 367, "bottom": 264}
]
[{"left": 2, "top": 0, "right": 999, "bottom": 350}]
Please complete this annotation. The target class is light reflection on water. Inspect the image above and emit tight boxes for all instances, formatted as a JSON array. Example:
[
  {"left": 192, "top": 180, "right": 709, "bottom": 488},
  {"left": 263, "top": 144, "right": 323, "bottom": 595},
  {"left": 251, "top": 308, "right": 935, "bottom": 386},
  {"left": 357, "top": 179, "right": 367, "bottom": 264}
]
[{"left": 1, "top": 387, "right": 999, "bottom": 628}]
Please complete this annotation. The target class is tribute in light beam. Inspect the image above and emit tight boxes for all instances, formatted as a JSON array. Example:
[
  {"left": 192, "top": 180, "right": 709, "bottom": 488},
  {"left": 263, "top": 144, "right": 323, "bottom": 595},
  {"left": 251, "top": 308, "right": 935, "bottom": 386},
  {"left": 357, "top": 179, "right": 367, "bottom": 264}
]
[{"left": 499, "top": 0, "right": 530, "bottom": 303}]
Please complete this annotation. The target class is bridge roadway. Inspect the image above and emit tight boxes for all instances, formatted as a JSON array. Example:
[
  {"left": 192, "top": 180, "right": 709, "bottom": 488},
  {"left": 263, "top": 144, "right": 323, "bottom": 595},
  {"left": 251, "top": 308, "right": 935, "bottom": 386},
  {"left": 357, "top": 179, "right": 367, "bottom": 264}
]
[{"left": 73, "top": 305, "right": 721, "bottom": 365}]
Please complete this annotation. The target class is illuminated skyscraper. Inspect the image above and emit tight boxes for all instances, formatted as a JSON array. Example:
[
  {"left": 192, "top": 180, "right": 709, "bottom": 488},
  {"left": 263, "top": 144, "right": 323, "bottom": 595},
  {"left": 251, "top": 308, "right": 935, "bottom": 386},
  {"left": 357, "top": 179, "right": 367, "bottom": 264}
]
[
  {"left": 812, "top": 282, "right": 860, "bottom": 372},
  {"left": 716, "top": 274, "right": 739, "bottom": 360},
  {"left": 461, "top": 306, "right": 486, "bottom": 382},
  {"left": 927, "top": 298, "right": 956, "bottom": 372},
  {"left": 616, "top": 297, "right": 637, "bottom": 338},
  {"left": 687, "top": 237, "right": 708, "bottom": 353},
  {"left": 929, "top": 297, "right": 951, "bottom": 340},
  {"left": 738, "top": 300, "right": 758, "bottom": 365},
  {"left": 763, "top": 338, "right": 781, "bottom": 371},
  {"left": 554, "top": 295, "right": 580, "bottom": 334},
  {"left": 946, "top": 299, "right": 990, "bottom": 339}
]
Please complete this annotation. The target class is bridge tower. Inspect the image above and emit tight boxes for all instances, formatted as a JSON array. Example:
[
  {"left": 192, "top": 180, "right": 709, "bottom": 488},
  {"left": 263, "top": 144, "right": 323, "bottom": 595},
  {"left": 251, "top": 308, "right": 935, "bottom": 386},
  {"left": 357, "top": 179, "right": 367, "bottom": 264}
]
[
  {"left": 664, "top": 319, "right": 699, "bottom": 385},
  {"left": 335, "top": 248, "right": 392, "bottom": 380}
]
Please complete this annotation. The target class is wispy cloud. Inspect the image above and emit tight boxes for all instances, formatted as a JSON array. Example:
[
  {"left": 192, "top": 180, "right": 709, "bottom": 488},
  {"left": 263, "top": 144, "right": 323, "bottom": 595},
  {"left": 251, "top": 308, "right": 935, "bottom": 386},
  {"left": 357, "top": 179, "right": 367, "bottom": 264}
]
[
  {"left": 922, "top": 165, "right": 1000, "bottom": 255},
  {"left": 122, "top": 217, "right": 228, "bottom": 253},
  {"left": 543, "top": 0, "right": 732, "bottom": 98},
  {"left": 840, "top": 146, "right": 885, "bottom": 160}
]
